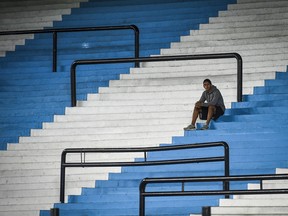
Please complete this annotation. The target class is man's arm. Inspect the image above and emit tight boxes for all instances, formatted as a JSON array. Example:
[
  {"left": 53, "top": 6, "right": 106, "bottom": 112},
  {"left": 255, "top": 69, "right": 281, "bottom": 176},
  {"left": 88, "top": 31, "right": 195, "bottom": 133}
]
[{"left": 195, "top": 92, "right": 206, "bottom": 108}]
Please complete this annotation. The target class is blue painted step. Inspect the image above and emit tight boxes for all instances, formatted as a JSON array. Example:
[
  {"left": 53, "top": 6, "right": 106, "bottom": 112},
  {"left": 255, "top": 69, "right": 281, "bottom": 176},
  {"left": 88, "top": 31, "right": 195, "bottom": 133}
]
[{"left": 243, "top": 93, "right": 288, "bottom": 102}]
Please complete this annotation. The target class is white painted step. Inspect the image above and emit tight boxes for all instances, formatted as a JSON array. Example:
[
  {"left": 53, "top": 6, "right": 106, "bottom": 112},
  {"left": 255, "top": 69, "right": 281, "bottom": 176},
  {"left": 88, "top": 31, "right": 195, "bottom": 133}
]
[
  {"left": 8, "top": 137, "right": 171, "bottom": 151},
  {"left": 18, "top": 130, "right": 183, "bottom": 143},
  {"left": 0, "top": 0, "right": 88, "bottom": 57},
  {"left": 205, "top": 169, "right": 288, "bottom": 215},
  {"left": 1, "top": 0, "right": 288, "bottom": 216},
  {"left": 211, "top": 206, "right": 288, "bottom": 214}
]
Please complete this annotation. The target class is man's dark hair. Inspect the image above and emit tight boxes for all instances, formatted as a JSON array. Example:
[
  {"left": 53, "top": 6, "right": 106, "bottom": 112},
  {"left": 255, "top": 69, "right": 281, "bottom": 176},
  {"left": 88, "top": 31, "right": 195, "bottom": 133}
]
[{"left": 203, "top": 79, "right": 212, "bottom": 84}]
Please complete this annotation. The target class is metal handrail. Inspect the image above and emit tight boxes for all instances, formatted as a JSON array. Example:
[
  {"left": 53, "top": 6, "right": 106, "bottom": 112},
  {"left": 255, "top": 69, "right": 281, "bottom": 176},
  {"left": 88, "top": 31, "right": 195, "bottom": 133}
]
[
  {"left": 60, "top": 141, "right": 230, "bottom": 203},
  {"left": 0, "top": 25, "right": 140, "bottom": 72},
  {"left": 139, "top": 173, "right": 288, "bottom": 216},
  {"left": 70, "top": 53, "right": 243, "bottom": 107}
]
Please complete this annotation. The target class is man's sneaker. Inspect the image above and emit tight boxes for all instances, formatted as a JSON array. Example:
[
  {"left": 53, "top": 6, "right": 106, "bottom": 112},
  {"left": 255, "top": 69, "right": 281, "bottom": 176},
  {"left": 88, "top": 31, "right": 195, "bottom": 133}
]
[
  {"left": 200, "top": 124, "right": 209, "bottom": 130},
  {"left": 184, "top": 124, "right": 196, "bottom": 130}
]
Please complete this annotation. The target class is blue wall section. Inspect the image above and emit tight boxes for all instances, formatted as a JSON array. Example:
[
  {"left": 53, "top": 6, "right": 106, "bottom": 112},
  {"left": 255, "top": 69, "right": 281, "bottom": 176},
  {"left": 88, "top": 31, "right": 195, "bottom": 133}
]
[{"left": 0, "top": 0, "right": 236, "bottom": 150}]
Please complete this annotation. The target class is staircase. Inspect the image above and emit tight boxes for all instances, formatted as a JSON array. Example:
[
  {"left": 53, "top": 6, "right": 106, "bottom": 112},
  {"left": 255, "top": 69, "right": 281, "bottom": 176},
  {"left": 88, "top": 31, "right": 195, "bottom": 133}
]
[
  {"left": 0, "top": 0, "right": 88, "bottom": 56},
  {"left": 0, "top": 0, "right": 236, "bottom": 216},
  {"left": 0, "top": 0, "right": 233, "bottom": 151},
  {"left": 190, "top": 168, "right": 288, "bottom": 216},
  {"left": 1, "top": 0, "right": 288, "bottom": 215}
]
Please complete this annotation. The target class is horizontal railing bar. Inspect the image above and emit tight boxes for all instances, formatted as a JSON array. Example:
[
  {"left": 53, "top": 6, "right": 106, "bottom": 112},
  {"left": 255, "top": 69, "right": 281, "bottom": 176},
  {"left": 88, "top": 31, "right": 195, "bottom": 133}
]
[
  {"left": 141, "top": 173, "right": 288, "bottom": 183},
  {"left": 62, "top": 142, "right": 228, "bottom": 153},
  {"left": 142, "top": 188, "right": 288, "bottom": 197},
  {"left": 62, "top": 157, "right": 225, "bottom": 168},
  {"left": 0, "top": 25, "right": 139, "bottom": 35}
]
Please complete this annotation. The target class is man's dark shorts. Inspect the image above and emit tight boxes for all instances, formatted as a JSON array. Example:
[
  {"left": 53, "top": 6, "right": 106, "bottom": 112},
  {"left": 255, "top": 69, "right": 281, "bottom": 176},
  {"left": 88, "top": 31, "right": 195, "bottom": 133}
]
[{"left": 199, "top": 106, "right": 224, "bottom": 120}]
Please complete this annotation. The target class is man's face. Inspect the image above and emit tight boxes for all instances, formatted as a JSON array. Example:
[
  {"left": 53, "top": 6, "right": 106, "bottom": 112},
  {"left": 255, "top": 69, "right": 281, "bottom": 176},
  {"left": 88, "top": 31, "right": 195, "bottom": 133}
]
[{"left": 203, "top": 82, "right": 212, "bottom": 91}]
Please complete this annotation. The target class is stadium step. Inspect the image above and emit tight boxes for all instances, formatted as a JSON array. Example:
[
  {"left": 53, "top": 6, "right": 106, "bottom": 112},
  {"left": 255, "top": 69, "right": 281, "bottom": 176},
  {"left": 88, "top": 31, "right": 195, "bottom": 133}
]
[{"left": 1, "top": 0, "right": 288, "bottom": 216}]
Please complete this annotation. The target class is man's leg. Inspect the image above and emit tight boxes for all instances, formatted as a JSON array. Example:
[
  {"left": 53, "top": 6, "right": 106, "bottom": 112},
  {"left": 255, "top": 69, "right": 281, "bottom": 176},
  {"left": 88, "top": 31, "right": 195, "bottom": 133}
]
[
  {"left": 205, "top": 105, "right": 216, "bottom": 126},
  {"left": 184, "top": 105, "right": 201, "bottom": 130},
  {"left": 192, "top": 106, "right": 201, "bottom": 126},
  {"left": 200, "top": 105, "right": 216, "bottom": 130}
]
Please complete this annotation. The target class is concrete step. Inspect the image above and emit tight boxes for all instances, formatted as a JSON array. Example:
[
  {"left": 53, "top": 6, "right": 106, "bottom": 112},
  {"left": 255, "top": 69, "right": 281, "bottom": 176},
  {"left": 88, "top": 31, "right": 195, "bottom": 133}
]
[
  {"left": 0, "top": 0, "right": 87, "bottom": 8},
  {"left": 7, "top": 137, "right": 169, "bottom": 151},
  {"left": 219, "top": 3, "right": 287, "bottom": 17},
  {"left": 228, "top": 0, "right": 288, "bottom": 10},
  {"left": 0, "top": 0, "right": 87, "bottom": 57},
  {"left": 190, "top": 24, "right": 287, "bottom": 36},
  {"left": 211, "top": 206, "right": 288, "bottom": 215},
  {"left": 0, "top": 15, "right": 62, "bottom": 26},
  {"left": 53, "top": 110, "right": 189, "bottom": 122},
  {"left": 1, "top": 0, "right": 287, "bottom": 216},
  {"left": 18, "top": 130, "right": 179, "bottom": 143},
  {"left": 0, "top": 2, "right": 82, "bottom": 14},
  {"left": 219, "top": 199, "right": 288, "bottom": 207},
  {"left": 30, "top": 124, "right": 184, "bottom": 137},
  {"left": 164, "top": 43, "right": 288, "bottom": 57},
  {"left": 85, "top": 90, "right": 235, "bottom": 102},
  {"left": 231, "top": 99, "right": 288, "bottom": 108},
  {"left": 182, "top": 29, "right": 288, "bottom": 43},
  {"left": 0, "top": 9, "right": 71, "bottom": 19},
  {"left": 0, "top": 152, "right": 140, "bottom": 164},
  {"left": 43, "top": 117, "right": 188, "bottom": 129},
  {"left": 209, "top": 11, "right": 288, "bottom": 24}
]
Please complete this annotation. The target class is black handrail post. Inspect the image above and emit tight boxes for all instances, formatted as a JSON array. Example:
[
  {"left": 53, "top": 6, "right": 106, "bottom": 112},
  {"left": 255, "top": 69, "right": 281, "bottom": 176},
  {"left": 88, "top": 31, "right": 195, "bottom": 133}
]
[
  {"left": 223, "top": 141, "right": 230, "bottom": 198},
  {"left": 139, "top": 180, "right": 146, "bottom": 216},
  {"left": 236, "top": 53, "right": 243, "bottom": 102},
  {"left": 50, "top": 208, "right": 59, "bottom": 216},
  {"left": 202, "top": 206, "right": 211, "bottom": 216},
  {"left": 60, "top": 151, "right": 67, "bottom": 203},
  {"left": 53, "top": 32, "right": 58, "bottom": 72},
  {"left": 70, "top": 62, "right": 77, "bottom": 107},
  {"left": 131, "top": 25, "right": 140, "bottom": 68}
]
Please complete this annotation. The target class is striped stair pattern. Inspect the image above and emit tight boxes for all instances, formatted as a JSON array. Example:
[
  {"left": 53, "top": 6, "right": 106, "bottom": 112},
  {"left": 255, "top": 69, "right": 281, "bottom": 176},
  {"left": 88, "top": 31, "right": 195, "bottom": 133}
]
[
  {"left": 0, "top": 0, "right": 287, "bottom": 215},
  {"left": 0, "top": 0, "right": 88, "bottom": 56},
  {"left": 190, "top": 168, "right": 288, "bottom": 216},
  {"left": 34, "top": 0, "right": 288, "bottom": 215},
  {"left": 0, "top": 0, "right": 234, "bottom": 151},
  {"left": 0, "top": 1, "right": 236, "bottom": 216}
]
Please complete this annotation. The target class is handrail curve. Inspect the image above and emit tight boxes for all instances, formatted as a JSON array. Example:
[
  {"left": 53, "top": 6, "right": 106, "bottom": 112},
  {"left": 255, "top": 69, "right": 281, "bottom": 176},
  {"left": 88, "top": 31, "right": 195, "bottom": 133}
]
[{"left": 70, "top": 52, "right": 243, "bottom": 106}]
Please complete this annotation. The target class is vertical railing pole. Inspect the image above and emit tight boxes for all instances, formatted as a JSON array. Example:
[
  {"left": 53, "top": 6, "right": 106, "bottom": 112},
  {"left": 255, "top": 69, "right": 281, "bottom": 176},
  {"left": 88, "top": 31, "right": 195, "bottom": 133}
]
[
  {"left": 50, "top": 208, "right": 59, "bottom": 216},
  {"left": 70, "top": 63, "right": 77, "bottom": 107},
  {"left": 132, "top": 25, "right": 140, "bottom": 68},
  {"left": 223, "top": 142, "right": 230, "bottom": 198},
  {"left": 202, "top": 206, "right": 211, "bottom": 216},
  {"left": 236, "top": 54, "right": 243, "bottom": 102},
  {"left": 139, "top": 181, "right": 146, "bottom": 216},
  {"left": 60, "top": 151, "right": 67, "bottom": 203},
  {"left": 53, "top": 32, "right": 58, "bottom": 72}
]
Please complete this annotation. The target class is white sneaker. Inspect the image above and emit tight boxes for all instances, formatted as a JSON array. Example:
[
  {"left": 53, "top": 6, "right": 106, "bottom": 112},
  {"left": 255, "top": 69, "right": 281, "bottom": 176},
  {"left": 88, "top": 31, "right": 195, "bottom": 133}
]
[
  {"left": 200, "top": 124, "right": 209, "bottom": 130},
  {"left": 184, "top": 124, "right": 196, "bottom": 130}
]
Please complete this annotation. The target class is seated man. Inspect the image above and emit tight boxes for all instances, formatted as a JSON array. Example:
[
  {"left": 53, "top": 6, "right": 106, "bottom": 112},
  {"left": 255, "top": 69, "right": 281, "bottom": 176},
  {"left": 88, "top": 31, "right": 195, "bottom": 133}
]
[{"left": 184, "top": 79, "right": 225, "bottom": 130}]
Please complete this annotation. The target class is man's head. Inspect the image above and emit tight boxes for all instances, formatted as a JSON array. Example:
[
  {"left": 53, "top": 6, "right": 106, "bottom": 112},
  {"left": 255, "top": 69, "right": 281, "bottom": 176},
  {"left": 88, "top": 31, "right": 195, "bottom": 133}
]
[{"left": 203, "top": 79, "right": 212, "bottom": 91}]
